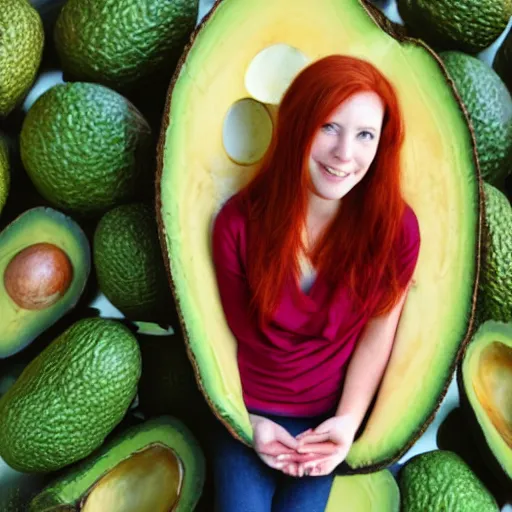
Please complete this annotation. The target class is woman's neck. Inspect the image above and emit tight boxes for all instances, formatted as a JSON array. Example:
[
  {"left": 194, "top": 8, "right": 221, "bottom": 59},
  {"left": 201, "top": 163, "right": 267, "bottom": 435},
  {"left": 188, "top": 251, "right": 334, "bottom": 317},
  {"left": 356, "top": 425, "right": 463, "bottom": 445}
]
[{"left": 305, "top": 194, "right": 340, "bottom": 247}]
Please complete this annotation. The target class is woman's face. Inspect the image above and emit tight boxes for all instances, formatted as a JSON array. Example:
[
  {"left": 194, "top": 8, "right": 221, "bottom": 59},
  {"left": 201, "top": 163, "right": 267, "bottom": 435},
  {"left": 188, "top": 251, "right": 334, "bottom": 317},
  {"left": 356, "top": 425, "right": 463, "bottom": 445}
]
[{"left": 308, "top": 91, "right": 385, "bottom": 204}]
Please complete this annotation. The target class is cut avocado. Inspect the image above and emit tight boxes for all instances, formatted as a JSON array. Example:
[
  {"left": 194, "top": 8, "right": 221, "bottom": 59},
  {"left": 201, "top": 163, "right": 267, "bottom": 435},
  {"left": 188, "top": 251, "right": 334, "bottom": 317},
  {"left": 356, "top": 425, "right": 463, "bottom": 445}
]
[
  {"left": 476, "top": 183, "right": 512, "bottom": 325},
  {"left": 458, "top": 320, "right": 512, "bottom": 486},
  {"left": 29, "top": 416, "right": 205, "bottom": 512},
  {"left": 157, "top": 0, "right": 481, "bottom": 472},
  {"left": 0, "top": 136, "right": 10, "bottom": 216},
  {"left": 54, "top": 0, "right": 199, "bottom": 92},
  {"left": 0, "top": 318, "right": 141, "bottom": 473},
  {"left": 397, "top": 0, "right": 512, "bottom": 54},
  {"left": 0, "top": 0, "right": 44, "bottom": 117},
  {"left": 326, "top": 470, "right": 399, "bottom": 512},
  {"left": 398, "top": 450, "right": 498, "bottom": 512},
  {"left": 0, "top": 207, "right": 90, "bottom": 358}
]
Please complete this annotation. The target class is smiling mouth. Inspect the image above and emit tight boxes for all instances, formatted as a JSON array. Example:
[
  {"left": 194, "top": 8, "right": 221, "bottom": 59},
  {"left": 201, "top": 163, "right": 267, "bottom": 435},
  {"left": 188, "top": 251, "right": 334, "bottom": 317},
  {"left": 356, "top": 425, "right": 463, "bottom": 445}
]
[{"left": 321, "top": 164, "right": 349, "bottom": 178}]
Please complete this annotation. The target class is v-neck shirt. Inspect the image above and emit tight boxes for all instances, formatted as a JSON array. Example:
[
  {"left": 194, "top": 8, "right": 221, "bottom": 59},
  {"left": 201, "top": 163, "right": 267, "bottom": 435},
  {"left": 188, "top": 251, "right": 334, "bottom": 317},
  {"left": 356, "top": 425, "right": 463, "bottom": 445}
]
[{"left": 212, "top": 192, "right": 421, "bottom": 417}]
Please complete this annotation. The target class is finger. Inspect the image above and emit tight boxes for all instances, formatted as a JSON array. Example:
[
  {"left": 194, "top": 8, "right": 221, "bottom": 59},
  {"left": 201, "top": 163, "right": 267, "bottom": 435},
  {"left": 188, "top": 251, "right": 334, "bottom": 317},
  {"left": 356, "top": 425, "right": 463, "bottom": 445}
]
[
  {"left": 258, "top": 441, "right": 298, "bottom": 457},
  {"left": 303, "top": 457, "right": 331, "bottom": 472},
  {"left": 277, "top": 452, "right": 330, "bottom": 463},
  {"left": 297, "top": 441, "right": 338, "bottom": 454},
  {"left": 275, "top": 427, "right": 300, "bottom": 450},
  {"left": 296, "top": 428, "right": 314, "bottom": 439},
  {"left": 298, "top": 432, "right": 331, "bottom": 445}
]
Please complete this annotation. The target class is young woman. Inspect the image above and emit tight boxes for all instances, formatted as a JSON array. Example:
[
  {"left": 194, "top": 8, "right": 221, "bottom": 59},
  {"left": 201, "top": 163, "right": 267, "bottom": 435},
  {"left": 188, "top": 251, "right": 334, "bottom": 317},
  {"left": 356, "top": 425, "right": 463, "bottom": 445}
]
[{"left": 210, "top": 54, "right": 421, "bottom": 511}]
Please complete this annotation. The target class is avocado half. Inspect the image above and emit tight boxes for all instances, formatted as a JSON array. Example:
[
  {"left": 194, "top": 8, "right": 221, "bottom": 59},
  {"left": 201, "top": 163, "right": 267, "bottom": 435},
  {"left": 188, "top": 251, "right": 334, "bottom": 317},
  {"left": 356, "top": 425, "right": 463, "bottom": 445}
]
[
  {"left": 458, "top": 321, "right": 512, "bottom": 487},
  {"left": 29, "top": 416, "right": 205, "bottom": 512},
  {"left": 0, "top": 207, "right": 91, "bottom": 358},
  {"left": 156, "top": 0, "right": 482, "bottom": 472}
]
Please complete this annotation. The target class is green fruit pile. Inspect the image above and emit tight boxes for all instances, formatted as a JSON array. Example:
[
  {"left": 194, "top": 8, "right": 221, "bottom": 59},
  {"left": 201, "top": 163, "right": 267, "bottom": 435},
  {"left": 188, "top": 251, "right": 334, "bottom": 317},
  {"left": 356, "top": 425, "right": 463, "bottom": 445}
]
[{"left": 0, "top": 0, "right": 510, "bottom": 511}]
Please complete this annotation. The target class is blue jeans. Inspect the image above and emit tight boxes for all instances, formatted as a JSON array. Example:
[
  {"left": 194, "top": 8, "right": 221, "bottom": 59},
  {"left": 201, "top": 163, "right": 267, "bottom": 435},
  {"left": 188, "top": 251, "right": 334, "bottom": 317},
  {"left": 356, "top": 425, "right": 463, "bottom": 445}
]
[{"left": 209, "top": 411, "right": 335, "bottom": 512}]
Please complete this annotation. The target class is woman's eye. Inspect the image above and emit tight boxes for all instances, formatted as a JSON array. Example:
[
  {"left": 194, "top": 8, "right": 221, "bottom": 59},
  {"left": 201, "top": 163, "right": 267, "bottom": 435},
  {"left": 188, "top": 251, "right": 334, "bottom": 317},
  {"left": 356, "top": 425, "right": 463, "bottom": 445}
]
[
  {"left": 322, "top": 123, "right": 337, "bottom": 134},
  {"left": 358, "top": 130, "right": 374, "bottom": 141}
]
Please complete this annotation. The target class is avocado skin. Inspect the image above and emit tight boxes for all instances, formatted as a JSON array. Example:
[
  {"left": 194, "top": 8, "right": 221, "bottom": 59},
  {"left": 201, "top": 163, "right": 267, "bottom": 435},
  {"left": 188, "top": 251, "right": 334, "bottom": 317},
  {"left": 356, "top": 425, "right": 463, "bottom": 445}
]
[
  {"left": 440, "top": 51, "right": 512, "bottom": 187},
  {"left": 20, "top": 83, "right": 152, "bottom": 216},
  {"left": 0, "top": 318, "right": 141, "bottom": 473},
  {"left": 494, "top": 27, "right": 512, "bottom": 95},
  {"left": 457, "top": 321, "right": 512, "bottom": 492},
  {"left": 0, "top": 0, "right": 44, "bottom": 117},
  {"left": 54, "top": 0, "right": 199, "bottom": 92},
  {"left": 29, "top": 416, "right": 206, "bottom": 512},
  {"left": 398, "top": 450, "right": 499, "bottom": 512},
  {"left": 0, "top": 137, "right": 10, "bottom": 215},
  {"left": 93, "top": 203, "right": 177, "bottom": 325},
  {"left": 397, "top": 0, "right": 512, "bottom": 54},
  {"left": 476, "top": 183, "right": 512, "bottom": 325}
]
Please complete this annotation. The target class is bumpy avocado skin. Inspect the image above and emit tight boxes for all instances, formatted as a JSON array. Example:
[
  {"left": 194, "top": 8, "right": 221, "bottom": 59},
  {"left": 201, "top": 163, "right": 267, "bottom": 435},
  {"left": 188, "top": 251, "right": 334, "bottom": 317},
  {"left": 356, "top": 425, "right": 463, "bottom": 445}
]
[
  {"left": 440, "top": 51, "right": 512, "bottom": 187},
  {"left": 399, "top": 450, "right": 499, "bottom": 512},
  {"left": 397, "top": 0, "right": 512, "bottom": 54},
  {"left": 20, "top": 83, "right": 152, "bottom": 216},
  {"left": 0, "top": 207, "right": 91, "bottom": 358},
  {"left": 29, "top": 416, "right": 205, "bottom": 512},
  {"left": 476, "top": 183, "right": 512, "bottom": 325},
  {"left": 458, "top": 321, "right": 512, "bottom": 490},
  {"left": 54, "top": 0, "right": 199, "bottom": 91},
  {"left": 93, "top": 203, "right": 177, "bottom": 325},
  {"left": 0, "top": 137, "right": 10, "bottom": 215},
  {"left": 0, "top": 0, "right": 44, "bottom": 116},
  {"left": 0, "top": 318, "right": 141, "bottom": 472}
]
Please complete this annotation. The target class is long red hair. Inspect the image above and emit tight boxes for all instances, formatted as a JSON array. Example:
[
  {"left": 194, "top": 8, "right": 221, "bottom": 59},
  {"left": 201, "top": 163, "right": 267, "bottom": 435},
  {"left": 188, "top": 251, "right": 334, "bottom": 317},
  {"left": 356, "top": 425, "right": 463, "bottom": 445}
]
[{"left": 239, "top": 55, "right": 408, "bottom": 326}]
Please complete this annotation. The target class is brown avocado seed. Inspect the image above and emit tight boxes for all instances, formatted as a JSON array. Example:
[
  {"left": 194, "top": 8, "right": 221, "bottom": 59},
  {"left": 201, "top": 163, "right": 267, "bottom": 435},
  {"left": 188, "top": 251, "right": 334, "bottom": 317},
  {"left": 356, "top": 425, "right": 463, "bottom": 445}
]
[{"left": 4, "top": 242, "right": 73, "bottom": 310}]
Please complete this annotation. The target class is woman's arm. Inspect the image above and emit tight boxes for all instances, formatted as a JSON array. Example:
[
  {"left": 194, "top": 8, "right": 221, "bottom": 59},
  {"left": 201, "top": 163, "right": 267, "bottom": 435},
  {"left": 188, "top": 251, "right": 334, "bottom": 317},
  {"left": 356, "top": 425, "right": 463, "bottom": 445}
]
[{"left": 334, "top": 281, "right": 412, "bottom": 434}]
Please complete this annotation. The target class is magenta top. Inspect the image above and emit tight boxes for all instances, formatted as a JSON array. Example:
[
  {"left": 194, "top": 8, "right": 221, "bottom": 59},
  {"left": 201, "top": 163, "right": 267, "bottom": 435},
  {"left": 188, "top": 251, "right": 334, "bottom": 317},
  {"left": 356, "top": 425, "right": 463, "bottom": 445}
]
[{"left": 212, "top": 193, "right": 421, "bottom": 417}]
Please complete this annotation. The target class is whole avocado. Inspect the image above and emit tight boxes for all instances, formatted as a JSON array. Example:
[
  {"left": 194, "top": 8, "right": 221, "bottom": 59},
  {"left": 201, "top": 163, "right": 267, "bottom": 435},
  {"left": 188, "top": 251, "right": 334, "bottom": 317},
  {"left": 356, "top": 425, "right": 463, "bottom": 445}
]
[
  {"left": 399, "top": 450, "right": 498, "bottom": 512},
  {"left": 20, "top": 83, "right": 152, "bottom": 216},
  {"left": 397, "top": 0, "right": 512, "bottom": 54},
  {"left": 0, "top": 318, "right": 141, "bottom": 473},
  {"left": 440, "top": 51, "right": 512, "bottom": 187},
  {"left": 0, "top": 0, "right": 44, "bottom": 116},
  {"left": 54, "top": 0, "right": 199, "bottom": 91}
]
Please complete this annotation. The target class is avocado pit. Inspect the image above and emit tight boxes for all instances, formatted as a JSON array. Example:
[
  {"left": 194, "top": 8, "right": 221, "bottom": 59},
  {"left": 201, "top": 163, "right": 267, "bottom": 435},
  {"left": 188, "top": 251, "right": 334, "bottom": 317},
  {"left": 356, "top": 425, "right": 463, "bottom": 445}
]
[
  {"left": 4, "top": 242, "right": 73, "bottom": 310},
  {"left": 473, "top": 341, "right": 512, "bottom": 449},
  {"left": 81, "top": 445, "right": 183, "bottom": 512}
]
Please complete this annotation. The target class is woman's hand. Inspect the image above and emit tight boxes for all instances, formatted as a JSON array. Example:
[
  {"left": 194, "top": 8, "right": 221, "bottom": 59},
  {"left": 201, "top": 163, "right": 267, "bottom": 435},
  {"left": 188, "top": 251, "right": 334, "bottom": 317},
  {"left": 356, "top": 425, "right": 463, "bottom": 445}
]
[
  {"left": 293, "top": 415, "right": 357, "bottom": 476},
  {"left": 250, "top": 414, "right": 327, "bottom": 476}
]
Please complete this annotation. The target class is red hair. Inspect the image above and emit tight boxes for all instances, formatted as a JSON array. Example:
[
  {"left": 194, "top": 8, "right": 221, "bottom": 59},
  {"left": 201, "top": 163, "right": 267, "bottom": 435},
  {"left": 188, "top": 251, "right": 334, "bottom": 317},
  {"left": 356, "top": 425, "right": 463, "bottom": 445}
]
[{"left": 239, "top": 55, "right": 408, "bottom": 326}]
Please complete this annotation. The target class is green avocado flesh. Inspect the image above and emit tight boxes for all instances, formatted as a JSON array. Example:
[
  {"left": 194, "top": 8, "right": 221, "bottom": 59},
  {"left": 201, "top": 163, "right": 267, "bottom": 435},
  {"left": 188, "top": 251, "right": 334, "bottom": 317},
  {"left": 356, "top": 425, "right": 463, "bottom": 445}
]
[
  {"left": 327, "top": 470, "right": 399, "bottom": 511},
  {"left": 459, "top": 321, "right": 512, "bottom": 483},
  {"left": 157, "top": 0, "right": 481, "bottom": 471},
  {"left": 0, "top": 207, "right": 90, "bottom": 358},
  {"left": 29, "top": 416, "right": 205, "bottom": 512}
]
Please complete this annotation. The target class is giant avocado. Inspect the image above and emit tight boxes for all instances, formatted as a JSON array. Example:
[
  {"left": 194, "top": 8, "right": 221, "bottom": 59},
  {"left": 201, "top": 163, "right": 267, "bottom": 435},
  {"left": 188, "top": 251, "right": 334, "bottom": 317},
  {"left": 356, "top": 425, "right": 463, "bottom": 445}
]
[
  {"left": 458, "top": 321, "right": 512, "bottom": 487},
  {"left": 398, "top": 450, "right": 499, "bottom": 512},
  {"left": 0, "top": 207, "right": 90, "bottom": 358},
  {"left": 29, "top": 416, "right": 205, "bottom": 512},
  {"left": 0, "top": 318, "right": 141, "bottom": 473},
  {"left": 0, "top": 0, "right": 44, "bottom": 117},
  {"left": 54, "top": 0, "right": 199, "bottom": 92},
  {"left": 157, "top": 0, "right": 481, "bottom": 473}
]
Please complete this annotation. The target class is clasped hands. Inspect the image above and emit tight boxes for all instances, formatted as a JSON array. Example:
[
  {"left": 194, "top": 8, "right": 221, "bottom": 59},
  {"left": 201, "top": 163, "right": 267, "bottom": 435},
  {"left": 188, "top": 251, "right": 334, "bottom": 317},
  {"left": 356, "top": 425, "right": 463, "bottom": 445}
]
[{"left": 250, "top": 414, "right": 357, "bottom": 477}]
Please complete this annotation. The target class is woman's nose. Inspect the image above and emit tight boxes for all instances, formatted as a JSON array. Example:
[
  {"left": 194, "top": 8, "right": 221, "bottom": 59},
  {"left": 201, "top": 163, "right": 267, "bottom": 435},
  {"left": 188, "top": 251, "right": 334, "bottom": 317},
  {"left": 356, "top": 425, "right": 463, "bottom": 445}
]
[{"left": 331, "top": 135, "right": 352, "bottom": 161}]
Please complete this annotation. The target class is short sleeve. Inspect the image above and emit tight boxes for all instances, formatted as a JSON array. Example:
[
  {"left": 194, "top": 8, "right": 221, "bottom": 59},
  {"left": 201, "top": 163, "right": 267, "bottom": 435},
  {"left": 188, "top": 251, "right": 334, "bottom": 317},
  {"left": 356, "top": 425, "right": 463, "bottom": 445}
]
[{"left": 397, "top": 205, "right": 421, "bottom": 287}]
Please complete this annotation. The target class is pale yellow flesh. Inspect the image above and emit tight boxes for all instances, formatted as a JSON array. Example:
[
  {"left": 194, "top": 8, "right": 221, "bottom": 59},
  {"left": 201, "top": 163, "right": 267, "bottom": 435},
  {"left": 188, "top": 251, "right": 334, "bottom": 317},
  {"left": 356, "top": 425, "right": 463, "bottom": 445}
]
[
  {"left": 474, "top": 342, "right": 512, "bottom": 449},
  {"left": 82, "top": 446, "right": 183, "bottom": 512},
  {"left": 159, "top": 0, "right": 478, "bottom": 469}
]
